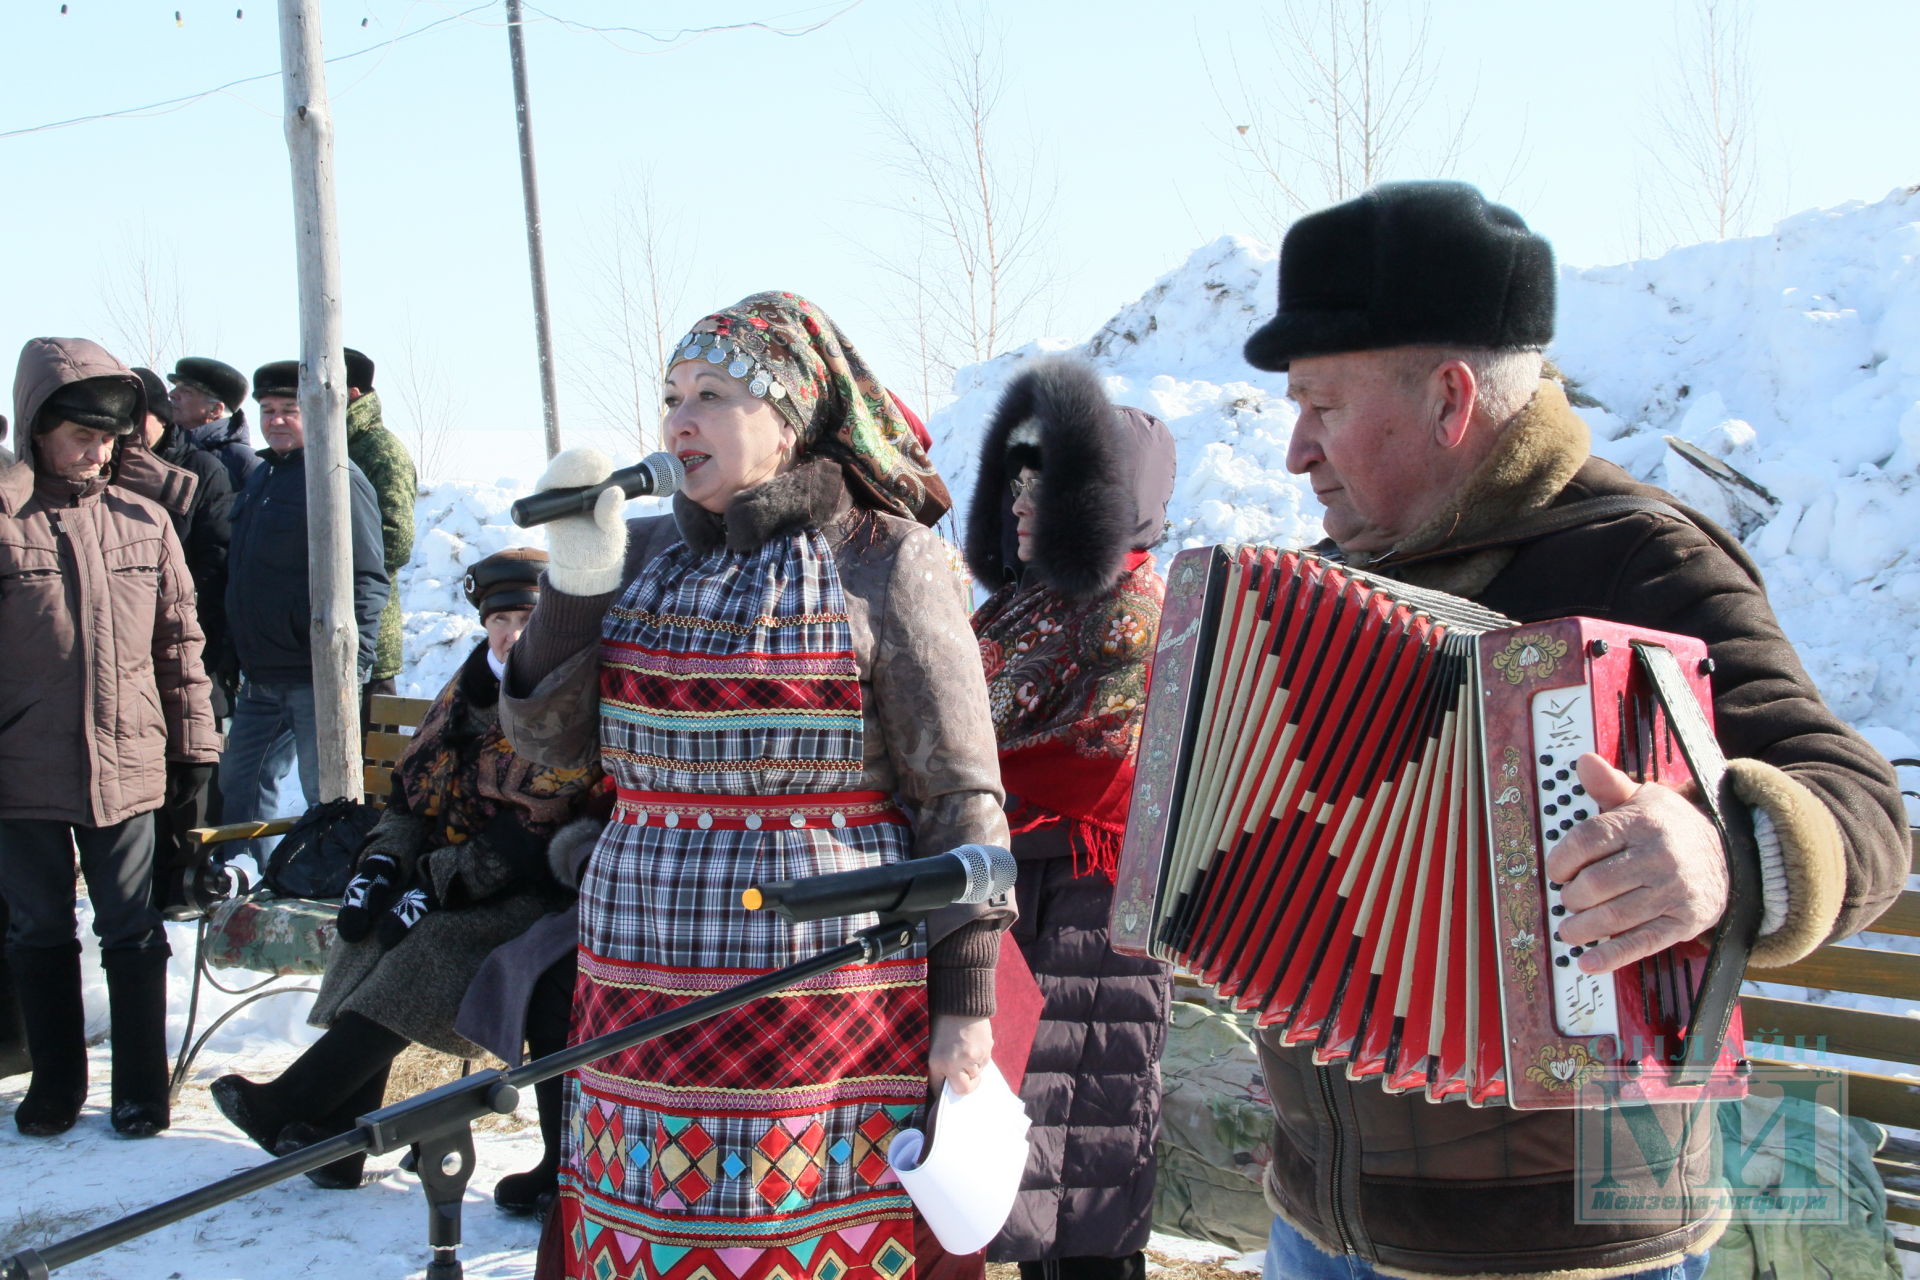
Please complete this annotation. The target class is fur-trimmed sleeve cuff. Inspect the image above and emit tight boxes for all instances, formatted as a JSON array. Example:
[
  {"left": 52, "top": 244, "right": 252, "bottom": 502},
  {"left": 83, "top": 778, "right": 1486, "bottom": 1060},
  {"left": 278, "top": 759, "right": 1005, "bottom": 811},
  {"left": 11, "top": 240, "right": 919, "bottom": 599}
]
[{"left": 1727, "top": 758, "right": 1846, "bottom": 967}]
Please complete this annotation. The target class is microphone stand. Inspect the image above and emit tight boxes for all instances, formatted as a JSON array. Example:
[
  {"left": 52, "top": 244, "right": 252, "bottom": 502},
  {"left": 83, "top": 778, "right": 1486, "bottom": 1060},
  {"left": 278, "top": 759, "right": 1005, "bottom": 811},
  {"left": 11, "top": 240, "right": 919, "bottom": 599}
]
[{"left": 2, "top": 914, "right": 923, "bottom": 1280}]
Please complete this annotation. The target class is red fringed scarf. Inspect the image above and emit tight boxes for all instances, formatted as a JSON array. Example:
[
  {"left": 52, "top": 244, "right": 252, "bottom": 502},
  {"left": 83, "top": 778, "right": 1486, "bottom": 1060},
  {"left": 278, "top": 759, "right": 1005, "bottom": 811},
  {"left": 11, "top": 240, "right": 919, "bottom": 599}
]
[{"left": 972, "top": 552, "right": 1165, "bottom": 878}]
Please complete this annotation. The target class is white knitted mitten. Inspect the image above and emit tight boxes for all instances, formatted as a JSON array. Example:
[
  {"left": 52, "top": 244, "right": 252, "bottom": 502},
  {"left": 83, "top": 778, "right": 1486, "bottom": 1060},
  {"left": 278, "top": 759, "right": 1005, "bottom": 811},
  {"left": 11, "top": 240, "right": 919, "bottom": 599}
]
[{"left": 536, "top": 448, "right": 629, "bottom": 596}]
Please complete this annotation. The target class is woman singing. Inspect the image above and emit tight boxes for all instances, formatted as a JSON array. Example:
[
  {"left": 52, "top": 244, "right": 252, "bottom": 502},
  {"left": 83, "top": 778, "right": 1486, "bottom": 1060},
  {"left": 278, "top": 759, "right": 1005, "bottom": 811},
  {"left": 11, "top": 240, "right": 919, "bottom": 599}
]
[
  {"left": 966, "top": 359, "right": 1177, "bottom": 1280},
  {"left": 502, "top": 292, "right": 1011, "bottom": 1280}
]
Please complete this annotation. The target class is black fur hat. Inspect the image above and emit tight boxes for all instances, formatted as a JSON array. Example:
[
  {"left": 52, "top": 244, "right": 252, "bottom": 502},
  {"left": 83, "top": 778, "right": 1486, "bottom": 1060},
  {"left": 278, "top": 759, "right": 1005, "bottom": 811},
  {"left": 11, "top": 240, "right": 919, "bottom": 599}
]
[
  {"left": 168, "top": 356, "right": 248, "bottom": 410},
  {"left": 965, "top": 357, "right": 1177, "bottom": 601},
  {"left": 1244, "top": 181, "right": 1555, "bottom": 372},
  {"left": 252, "top": 360, "right": 300, "bottom": 400},
  {"left": 132, "top": 367, "right": 172, "bottom": 427},
  {"left": 36, "top": 376, "right": 141, "bottom": 435},
  {"left": 344, "top": 347, "right": 375, "bottom": 392}
]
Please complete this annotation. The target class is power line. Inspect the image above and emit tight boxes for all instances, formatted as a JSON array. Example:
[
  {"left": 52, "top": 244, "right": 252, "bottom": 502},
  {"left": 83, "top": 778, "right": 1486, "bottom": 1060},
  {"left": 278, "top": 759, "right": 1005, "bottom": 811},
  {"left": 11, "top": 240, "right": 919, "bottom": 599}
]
[
  {"left": 520, "top": 0, "right": 864, "bottom": 56},
  {"left": 0, "top": 3, "right": 493, "bottom": 141},
  {"left": 0, "top": 0, "right": 866, "bottom": 142}
]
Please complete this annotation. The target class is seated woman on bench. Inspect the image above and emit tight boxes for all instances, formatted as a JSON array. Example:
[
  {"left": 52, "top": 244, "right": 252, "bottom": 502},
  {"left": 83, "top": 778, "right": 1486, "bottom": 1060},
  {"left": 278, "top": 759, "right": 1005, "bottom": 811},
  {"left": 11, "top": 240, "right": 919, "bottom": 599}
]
[{"left": 213, "top": 547, "right": 608, "bottom": 1214}]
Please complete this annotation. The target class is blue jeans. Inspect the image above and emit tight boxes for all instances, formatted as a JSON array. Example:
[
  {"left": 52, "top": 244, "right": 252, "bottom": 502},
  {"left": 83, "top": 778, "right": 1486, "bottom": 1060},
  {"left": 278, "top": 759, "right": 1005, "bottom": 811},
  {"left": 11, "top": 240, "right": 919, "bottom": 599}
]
[
  {"left": 1263, "top": 1217, "right": 1709, "bottom": 1280},
  {"left": 217, "top": 677, "right": 320, "bottom": 863}
]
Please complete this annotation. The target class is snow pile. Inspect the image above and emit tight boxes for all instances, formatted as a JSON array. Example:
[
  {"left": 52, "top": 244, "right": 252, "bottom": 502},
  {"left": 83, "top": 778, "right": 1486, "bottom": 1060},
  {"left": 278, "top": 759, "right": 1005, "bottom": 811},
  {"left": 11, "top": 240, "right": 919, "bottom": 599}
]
[{"left": 928, "top": 189, "right": 1920, "bottom": 812}]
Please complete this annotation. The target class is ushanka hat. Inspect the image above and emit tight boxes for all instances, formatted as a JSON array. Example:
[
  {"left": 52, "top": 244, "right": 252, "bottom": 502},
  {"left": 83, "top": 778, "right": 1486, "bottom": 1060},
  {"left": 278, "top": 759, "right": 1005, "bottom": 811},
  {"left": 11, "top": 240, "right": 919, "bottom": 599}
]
[
  {"left": 132, "top": 367, "right": 172, "bottom": 427},
  {"left": 1244, "top": 181, "right": 1555, "bottom": 372},
  {"left": 344, "top": 347, "right": 375, "bottom": 391},
  {"left": 168, "top": 356, "right": 249, "bottom": 410},
  {"left": 37, "top": 376, "right": 142, "bottom": 435},
  {"left": 666, "top": 292, "right": 951, "bottom": 526},
  {"left": 463, "top": 547, "right": 547, "bottom": 620},
  {"left": 252, "top": 360, "right": 300, "bottom": 399}
]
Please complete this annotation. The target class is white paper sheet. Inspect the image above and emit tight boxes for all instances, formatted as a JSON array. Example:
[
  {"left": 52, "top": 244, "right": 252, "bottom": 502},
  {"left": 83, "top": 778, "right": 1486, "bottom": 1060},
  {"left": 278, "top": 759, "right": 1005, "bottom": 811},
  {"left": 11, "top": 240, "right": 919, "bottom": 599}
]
[{"left": 888, "top": 1061, "right": 1032, "bottom": 1254}]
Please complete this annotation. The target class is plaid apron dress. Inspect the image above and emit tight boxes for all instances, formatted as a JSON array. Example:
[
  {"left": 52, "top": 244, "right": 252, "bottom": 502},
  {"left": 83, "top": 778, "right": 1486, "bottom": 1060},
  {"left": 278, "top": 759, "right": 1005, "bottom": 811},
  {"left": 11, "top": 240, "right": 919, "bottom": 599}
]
[{"left": 557, "top": 528, "right": 927, "bottom": 1280}]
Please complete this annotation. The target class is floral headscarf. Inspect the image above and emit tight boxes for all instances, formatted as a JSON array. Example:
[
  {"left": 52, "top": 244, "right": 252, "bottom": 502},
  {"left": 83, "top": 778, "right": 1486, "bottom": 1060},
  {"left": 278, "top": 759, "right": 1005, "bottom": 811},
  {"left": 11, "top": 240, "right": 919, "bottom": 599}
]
[{"left": 667, "top": 291, "right": 951, "bottom": 525}]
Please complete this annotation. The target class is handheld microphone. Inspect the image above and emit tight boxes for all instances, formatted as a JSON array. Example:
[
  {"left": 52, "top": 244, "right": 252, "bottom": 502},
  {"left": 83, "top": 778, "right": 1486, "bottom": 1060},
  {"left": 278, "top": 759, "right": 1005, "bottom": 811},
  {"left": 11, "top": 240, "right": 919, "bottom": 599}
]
[
  {"left": 742, "top": 844, "right": 1016, "bottom": 924},
  {"left": 509, "top": 451, "right": 686, "bottom": 528}
]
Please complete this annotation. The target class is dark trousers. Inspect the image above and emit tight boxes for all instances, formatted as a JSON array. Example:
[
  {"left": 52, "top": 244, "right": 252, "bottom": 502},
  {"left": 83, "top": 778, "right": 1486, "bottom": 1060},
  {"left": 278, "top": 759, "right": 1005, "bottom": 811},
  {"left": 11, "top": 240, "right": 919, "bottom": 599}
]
[
  {"left": 0, "top": 815, "right": 165, "bottom": 953},
  {"left": 1019, "top": 1257, "right": 1146, "bottom": 1280}
]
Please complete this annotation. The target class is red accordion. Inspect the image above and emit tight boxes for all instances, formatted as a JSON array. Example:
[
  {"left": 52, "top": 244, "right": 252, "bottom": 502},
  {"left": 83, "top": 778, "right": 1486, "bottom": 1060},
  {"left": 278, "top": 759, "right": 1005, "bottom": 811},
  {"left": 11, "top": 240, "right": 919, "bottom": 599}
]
[{"left": 1111, "top": 545, "right": 1753, "bottom": 1109}]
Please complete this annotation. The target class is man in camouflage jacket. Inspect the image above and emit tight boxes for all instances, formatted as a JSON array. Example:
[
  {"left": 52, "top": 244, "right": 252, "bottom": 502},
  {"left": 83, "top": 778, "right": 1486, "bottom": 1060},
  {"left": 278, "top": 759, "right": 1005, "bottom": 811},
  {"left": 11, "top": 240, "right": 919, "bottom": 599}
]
[{"left": 342, "top": 348, "right": 416, "bottom": 703}]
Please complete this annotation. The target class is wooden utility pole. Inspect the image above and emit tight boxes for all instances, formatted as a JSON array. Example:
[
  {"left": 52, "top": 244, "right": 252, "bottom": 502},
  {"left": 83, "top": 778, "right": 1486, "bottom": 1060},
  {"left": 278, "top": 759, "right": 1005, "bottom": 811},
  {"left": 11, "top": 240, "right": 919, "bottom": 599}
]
[
  {"left": 278, "top": 0, "right": 362, "bottom": 802},
  {"left": 506, "top": 0, "right": 562, "bottom": 458}
]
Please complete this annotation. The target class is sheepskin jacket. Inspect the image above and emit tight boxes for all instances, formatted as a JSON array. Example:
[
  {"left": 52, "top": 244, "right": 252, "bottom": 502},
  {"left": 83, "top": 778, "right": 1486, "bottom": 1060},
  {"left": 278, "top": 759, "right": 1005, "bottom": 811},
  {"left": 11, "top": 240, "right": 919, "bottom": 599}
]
[{"left": 1258, "top": 380, "right": 1907, "bottom": 1280}]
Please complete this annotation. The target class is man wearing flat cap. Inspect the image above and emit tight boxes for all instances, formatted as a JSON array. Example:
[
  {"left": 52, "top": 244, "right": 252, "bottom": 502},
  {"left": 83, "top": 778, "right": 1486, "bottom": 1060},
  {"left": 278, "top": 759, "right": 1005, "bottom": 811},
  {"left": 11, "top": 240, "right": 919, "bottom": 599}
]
[
  {"left": 1242, "top": 182, "right": 1905, "bottom": 1278},
  {"left": 167, "top": 355, "right": 257, "bottom": 490},
  {"left": 218, "top": 360, "right": 389, "bottom": 864},
  {"left": 0, "top": 338, "right": 219, "bottom": 1139}
]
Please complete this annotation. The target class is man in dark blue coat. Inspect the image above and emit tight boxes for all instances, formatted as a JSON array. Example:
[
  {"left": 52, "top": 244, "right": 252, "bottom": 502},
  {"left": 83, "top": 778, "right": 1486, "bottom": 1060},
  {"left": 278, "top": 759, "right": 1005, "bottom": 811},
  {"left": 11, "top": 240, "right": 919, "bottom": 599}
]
[{"left": 218, "top": 360, "right": 389, "bottom": 863}]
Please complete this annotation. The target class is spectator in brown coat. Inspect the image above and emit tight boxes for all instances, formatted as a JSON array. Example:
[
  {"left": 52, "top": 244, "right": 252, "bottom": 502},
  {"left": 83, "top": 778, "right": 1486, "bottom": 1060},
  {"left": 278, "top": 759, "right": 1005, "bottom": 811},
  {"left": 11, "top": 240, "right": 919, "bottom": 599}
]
[{"left": 0, "top": 338, "right": 220, "bottom": 1139}]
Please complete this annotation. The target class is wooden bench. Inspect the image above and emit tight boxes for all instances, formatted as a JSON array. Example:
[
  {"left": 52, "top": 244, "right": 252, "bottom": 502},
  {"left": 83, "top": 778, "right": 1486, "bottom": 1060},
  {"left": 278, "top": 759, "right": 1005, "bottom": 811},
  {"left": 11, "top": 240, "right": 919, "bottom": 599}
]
[
  {"left": 166, "top": 694, "right": 432, "bottom": 1097},
  {"left": 1741, "top": 827, "right": 1920, "bottom": 1249}
]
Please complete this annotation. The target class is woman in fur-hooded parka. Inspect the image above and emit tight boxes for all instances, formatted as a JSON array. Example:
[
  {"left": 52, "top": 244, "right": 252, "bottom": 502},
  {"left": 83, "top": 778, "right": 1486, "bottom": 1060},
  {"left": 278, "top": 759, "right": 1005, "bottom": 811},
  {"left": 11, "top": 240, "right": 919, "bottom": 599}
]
[{"left": 967, "top": 358, "right": 1177, "bottom": 1280}]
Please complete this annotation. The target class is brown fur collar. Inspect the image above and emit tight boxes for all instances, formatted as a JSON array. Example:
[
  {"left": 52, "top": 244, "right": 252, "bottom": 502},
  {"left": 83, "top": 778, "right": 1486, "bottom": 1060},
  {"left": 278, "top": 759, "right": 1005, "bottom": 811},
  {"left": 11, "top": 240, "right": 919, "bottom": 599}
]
[
  {"left": 1376, "top": 379, "right": 1591, "bottom": 597},
  {"left": 673, "top": 456, "right": 851, "bottom": 557}
]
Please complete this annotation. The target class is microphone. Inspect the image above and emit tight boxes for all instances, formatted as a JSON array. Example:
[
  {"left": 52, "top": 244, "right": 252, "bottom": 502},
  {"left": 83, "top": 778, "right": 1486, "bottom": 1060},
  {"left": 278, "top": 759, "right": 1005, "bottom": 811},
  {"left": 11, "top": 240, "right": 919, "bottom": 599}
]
[
  {"left": 509, "top": 451, "right": 686, "bottom": 528},
  {"left": 742, "top": 844, "right": 1016, "bottom": 924}
]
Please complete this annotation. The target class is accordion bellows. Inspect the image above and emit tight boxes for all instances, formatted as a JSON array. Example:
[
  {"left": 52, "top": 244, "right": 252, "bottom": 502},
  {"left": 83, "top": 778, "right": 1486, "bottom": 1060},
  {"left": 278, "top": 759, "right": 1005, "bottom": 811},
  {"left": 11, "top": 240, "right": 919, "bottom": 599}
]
[{"left": 1111, "top": 545, "right": 1749, "bottom": 1110}]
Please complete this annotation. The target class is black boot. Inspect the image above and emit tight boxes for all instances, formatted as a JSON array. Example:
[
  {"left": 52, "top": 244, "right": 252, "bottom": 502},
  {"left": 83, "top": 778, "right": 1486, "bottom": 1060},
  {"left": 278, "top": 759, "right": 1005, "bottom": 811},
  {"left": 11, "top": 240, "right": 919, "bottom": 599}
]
[
  {"left": 494, "top": 1072, "right": 563, "bottom": 1216},
  {"left": 102, "top": 947, "right": 172, "bottom": 1137},
  {"left": 10, "top": 942, "right": 88, "bottom": 1137},
  {"left": 212, "top": 1013, "right": 406, "bottom": 1158},
  {"left": 272, "top": 1059, "right": 392, "bottom": 1189},
  {"left": 0, "top": 955, "right": 31, "bottom": 1081},
  {"left": 497, "top": 957, "right": 573, "bottom": 1217}
]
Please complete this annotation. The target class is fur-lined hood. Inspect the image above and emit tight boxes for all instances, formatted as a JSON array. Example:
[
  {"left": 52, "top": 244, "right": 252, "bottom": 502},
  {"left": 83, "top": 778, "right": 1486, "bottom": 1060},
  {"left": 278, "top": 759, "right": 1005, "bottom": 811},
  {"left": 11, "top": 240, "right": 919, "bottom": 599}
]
[{"left": 965, "top": 357, "right": 1176, "bottom": 600}]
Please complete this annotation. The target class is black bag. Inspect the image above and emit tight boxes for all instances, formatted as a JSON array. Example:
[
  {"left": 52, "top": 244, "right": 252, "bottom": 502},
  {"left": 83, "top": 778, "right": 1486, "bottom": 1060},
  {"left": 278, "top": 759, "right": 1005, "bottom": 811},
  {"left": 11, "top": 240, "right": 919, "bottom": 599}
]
[{"left": 263, "top": 798, "right": 383, "bottom": 900}]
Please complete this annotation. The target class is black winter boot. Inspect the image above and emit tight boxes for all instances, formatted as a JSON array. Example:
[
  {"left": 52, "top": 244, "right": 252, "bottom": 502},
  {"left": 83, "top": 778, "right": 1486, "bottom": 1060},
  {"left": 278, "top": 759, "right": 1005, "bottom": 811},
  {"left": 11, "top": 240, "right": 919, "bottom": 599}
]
[
  {"left": 212, "top": 1013, "right": 407, "bottom": 1157},
  {"left": 0, "top": 953, "right": 31, "bottom": 1081},
  {"left": 102, "top": 947, "right": 172, "bottom": 1136},
  {"left": 497, "top": 957, "right": 573, "bottom": 1217},
  {"left": 10, "top": 942, "right": 88, "bottom": 1137},
  {"left": 494, "top": 1072, "right": 563, "bottom": 1217},
  {"left": 271, "top": 1060, "right": 391, "bottom": 1189}
]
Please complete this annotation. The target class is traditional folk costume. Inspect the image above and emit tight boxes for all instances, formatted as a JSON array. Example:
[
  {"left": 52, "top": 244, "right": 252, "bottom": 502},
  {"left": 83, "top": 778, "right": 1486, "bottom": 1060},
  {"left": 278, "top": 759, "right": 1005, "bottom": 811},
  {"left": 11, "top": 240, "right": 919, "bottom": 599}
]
[
  {"left": 964, "top": 360, "right": 1179, "bottom": 1280},
  {"left": 501, "top": 294, "right": 1010, "bottom": 1280}
]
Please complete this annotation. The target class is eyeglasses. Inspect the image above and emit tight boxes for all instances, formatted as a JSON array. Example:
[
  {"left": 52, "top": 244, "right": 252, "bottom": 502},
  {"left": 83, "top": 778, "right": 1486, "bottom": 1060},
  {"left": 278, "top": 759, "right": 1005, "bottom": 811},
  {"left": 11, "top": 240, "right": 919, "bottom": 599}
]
[{"left": 1009, "top": 474, "right": 1041, "bottom": 500}]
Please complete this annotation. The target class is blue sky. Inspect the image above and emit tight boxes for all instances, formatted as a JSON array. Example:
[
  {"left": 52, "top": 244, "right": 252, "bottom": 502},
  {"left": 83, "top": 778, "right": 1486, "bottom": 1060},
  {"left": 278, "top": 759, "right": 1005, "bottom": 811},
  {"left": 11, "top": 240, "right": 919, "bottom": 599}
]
[{"left": 1, "top": 0, "right": 1914, "bottom": 479}]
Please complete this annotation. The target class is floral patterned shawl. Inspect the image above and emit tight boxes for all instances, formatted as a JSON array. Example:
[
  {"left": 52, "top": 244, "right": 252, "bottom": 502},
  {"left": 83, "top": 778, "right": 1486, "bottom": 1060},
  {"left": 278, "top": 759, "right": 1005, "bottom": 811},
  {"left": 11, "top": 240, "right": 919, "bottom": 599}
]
[
  {"left": 972, "top": 553, "right": 1165, "bottom": 877},
  {"left": 669, "top": 291, "right": 951, "bottom": 525}
]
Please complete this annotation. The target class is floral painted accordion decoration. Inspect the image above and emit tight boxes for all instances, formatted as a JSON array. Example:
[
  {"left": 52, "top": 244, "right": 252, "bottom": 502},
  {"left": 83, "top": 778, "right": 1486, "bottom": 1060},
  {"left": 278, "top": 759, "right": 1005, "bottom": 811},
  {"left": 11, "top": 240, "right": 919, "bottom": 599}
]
[{"left": 1110, "top": 545, "right": 1759, "bottom": 1110}]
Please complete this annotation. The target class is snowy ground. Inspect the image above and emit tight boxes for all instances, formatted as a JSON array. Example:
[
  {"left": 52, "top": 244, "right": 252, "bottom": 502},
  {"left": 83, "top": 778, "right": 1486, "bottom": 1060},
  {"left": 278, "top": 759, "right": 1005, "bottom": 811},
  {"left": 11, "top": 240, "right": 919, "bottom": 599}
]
[
  {"left": 6, "top": 188, "right": 1920, "bottom": 1276},
  {"left": 0, "top": 910, "right": 551, "bottom": 1279}
]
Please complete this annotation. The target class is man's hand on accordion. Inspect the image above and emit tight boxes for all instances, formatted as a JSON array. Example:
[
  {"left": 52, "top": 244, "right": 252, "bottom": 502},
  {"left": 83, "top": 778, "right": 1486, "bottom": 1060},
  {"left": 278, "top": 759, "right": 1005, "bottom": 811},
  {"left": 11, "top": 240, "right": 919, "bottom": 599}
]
[{"left": 1543, "top": 754, "right": 1730, "bottom": 976}]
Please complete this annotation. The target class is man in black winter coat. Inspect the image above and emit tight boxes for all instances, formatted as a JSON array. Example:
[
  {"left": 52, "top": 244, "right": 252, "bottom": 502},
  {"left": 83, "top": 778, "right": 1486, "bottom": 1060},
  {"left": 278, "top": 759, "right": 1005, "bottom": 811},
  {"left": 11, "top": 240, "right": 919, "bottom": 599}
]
[
  {"left": 133, "top": 368, "right": 233, "bottom": 913},
  {"left": 218, "top": 360, "right": 389, "bottom": 865},
  {"left": 167, "top": 355, "right": 256, "bottom": 490}
]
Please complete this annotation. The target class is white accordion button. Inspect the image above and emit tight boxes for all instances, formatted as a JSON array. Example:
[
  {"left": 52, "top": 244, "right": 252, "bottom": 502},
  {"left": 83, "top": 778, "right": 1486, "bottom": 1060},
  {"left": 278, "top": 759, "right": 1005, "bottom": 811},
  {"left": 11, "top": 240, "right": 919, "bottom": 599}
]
[
  {"left": 831, "top": 812, "right": 848, "bottom": 829},
  {"left": 632, "top": 809, "right": 648, "bottom": 825},
  {"left": 665, "top": 812, "right": 681, "bottom": 829},
  {"left": 697, "top": 812, "right": 714, "bottom": 830},
  {"left": 789, "top": 812, "right": 807, "bottom": 828},
  {"left": 745, "top": 814, "right": 763, "bottom": 831}
]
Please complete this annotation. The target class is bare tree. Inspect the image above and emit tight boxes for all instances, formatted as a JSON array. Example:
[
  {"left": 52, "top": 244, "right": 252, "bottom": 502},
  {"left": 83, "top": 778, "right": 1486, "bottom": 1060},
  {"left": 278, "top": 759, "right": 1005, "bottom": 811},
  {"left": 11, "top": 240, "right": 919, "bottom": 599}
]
[
  {"left": 1644, "top": 0, "right": 1759, "bottom": 246},
  {"left": 566, "top": 173, "right": 686, "bottom": 458},
  {"left": 869, "top": 0, "right": 1055, "bottom": 406},
  {"left": 1211, "top": 0, "right": 1477, "bottom": 237},
  {"left": 97, "top": 229, "right": 194, "bottom": 370},
  {"left": 389, "top": 321, "right": 463, "bottom": 488}
]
